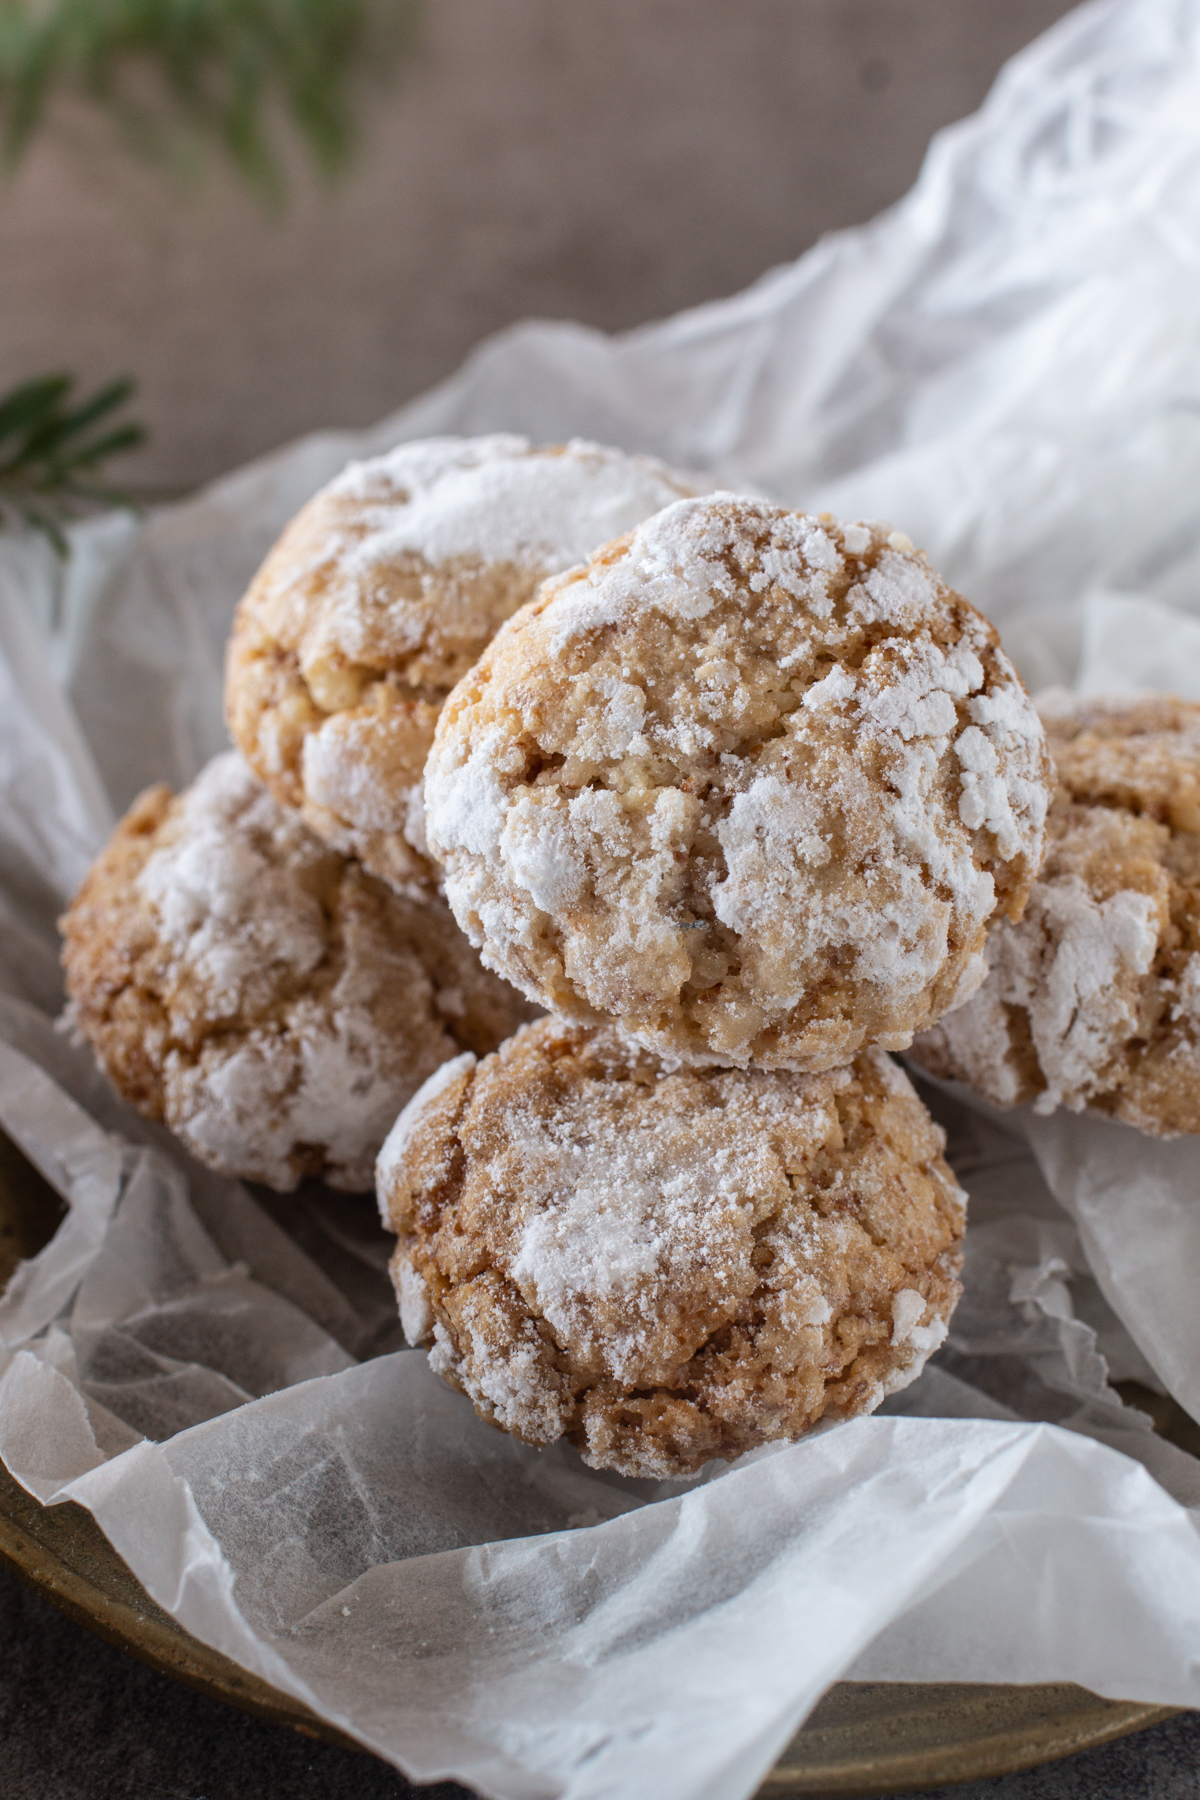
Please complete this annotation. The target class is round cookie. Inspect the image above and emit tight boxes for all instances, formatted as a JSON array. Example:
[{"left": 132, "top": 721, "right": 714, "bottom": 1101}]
[
  {"left": 60, "top": 751, "right": 537, "bottom": 1192},
  {"left": 424, "top": 495, "right": 1051, "bottom": 1072},
  {"left": 911, "top": 693, "right": 1200, "bottom": 1135},
  {"left": 378, "top": 1016, "right": 965, "bottom": 1479},
  {"left": 225, "top": 435, "right": 696, "bottom": 896}
]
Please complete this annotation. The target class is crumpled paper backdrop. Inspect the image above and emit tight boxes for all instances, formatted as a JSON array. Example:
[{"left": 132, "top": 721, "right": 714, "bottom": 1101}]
[{"left": 5, "top": 1, "right": 1200, "bottom": 1796}]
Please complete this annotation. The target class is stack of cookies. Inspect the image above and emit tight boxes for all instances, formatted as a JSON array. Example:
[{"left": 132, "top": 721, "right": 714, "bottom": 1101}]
[
  {"left": 379, "top": 494, "right": 1053, "bottom": 1476},
  {"left": 61, "top": 437, "right": 691, "bottom": 1189},
  {"left": 61, "top": 434, "right": 1058, "bottom": 1478}
]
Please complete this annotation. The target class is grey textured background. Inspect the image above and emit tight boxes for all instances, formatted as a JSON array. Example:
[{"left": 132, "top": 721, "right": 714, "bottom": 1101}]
[
  {"left": 2, "top": 0, "right": 1079, "bottom": 491},
  {"left": 6, "top": 3, "right": 1198, "bottom": 1795},
  {"left": 1, "top": 1559, "right": 1198, "bottom": 1799}
]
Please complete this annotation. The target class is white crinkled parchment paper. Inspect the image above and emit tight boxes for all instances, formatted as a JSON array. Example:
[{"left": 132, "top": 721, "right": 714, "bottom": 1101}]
[{"left": 7, "top": 1, "right": 1200, "bottom": 1795}]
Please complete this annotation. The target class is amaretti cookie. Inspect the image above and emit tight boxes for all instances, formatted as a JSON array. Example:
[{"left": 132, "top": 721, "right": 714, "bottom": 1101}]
[
  {"left": 60, "top": 751, "right": 536, "bottom": 1191},
  {"left": 424, "top": 496, "right": 1051, "bottom": 1072},
  {"left": 912, "top": 693, "right": 1200, "bottom": 1135},
  {"left": 225, "top": 435, "right": 696, "bottom": 895},
  {"left": 378, "top": 1017, "right": 965, "bottom": 1478}
]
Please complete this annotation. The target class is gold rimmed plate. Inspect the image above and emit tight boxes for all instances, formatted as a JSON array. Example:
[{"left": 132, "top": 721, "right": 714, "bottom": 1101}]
[{"left": 0, "top": 1127, "right": 1178, "bottom": 1796}]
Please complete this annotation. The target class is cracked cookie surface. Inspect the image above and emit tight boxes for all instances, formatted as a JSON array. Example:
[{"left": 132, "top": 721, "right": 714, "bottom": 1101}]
[
  {"left": 378, "top": 1016, "right": 965, "bottom": 1478},
  {"left": 912, "top": 693, "right": 1200, "bottom": 1135},
  {"left": 225, "top": 435, "right": 695, "bottom": 895},
  {"left": 425, "top": 495, "right": 1051, "bottom": 1071},
  {"left": 60, "top": 751, "right": 536, "bottom": 1191}
]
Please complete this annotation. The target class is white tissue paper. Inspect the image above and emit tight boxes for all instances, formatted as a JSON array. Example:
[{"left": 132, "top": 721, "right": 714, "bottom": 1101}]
[{"left": 5, "top": 0, "right": 1200, "bottom": 1795}]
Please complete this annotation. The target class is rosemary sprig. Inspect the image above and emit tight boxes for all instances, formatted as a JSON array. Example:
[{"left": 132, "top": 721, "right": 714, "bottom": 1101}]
[
  {"left": 0, "top": 0, "right": 419, "bottom": 204},
  {"left": 0, "top": 372, "right": 146, "bottom": 555}
]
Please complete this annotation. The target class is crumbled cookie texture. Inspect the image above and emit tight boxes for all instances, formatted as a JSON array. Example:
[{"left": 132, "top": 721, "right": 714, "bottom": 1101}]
[
  {"left": 225, "top": 435, "right": 696, "bottom": 895},
  {"left": 912, "top": 693, "right": 1200, "bottom": 1136},
  {"left": 378, "top": 1016, "right": 965, "bottom": 1478},
  {"left": 424, "top": 496, "right": 1050, "bottom": 1072},
  {"left": 60, "top": 752, "right": 536, "bottom": 1192}
]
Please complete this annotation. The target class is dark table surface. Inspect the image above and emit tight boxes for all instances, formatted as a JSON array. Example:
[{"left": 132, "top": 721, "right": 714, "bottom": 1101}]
[{"left": 2, "top": 1559, "right": 1196, "bottom": 1800}]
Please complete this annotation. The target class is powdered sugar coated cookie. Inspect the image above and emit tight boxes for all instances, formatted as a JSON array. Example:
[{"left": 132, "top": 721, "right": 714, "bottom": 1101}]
[
  {"left": 378, "top": 1017, "right": 964, "bottom": 1478},
  {"left": 61, "top": 751, "right": 536, "bottom": 1191},
  {"left": 225, "top": 436, "right": 696, "bottom": 895},
  {"left": 425, "top": 496, "right": 1050, "bottom": 1071},
  {"left": 912, "top": 693, "right": 1200, "bottom": 1135}
]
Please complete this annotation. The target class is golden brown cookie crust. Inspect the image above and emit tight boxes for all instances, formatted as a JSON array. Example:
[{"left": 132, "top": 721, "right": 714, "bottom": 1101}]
[
  {"left": 60, "top": 752, "right": 536, "bottom": 1191},
  {"left": 912, "top": 693, "right": 1200, "bottom": 1135},
  {"left": 225, "top": 436, "right": 695, "bottom": 895},
  {"left": 425, "top": 496, "right": 1050, "bottom": 1072},
  {"left": 379, "top": 1017, "right": 965, "bottom": 1478}
]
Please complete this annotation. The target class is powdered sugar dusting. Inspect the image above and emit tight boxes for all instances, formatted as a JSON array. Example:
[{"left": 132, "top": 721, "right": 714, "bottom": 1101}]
[
  {"left": 913, "top": 695, "right": 1200, "bottom": 1132},
  {"left": 164, "top": 995, "right": 416, "bottom": 1193},
  {"left": 432, "top": 1310, "right": 569, "bottom": 1442},
  {"left": 302, "top": 721, "right": 412, "bottom": 836},
  {"left": 137, "top": 752, "right": 330, "bottom": 1019},
  {"left": 380, "top": 1021, "right": 966, "bottom": 1475},
  {"left": 426, "top": 498, "right": 1050, "bottom": 1070},
  {"left": 1013, "top": 878, "right": 1159, "bottom": 1112},
  {"left": 1171, "top": 953, "right": 1200, "bottom": 1026},
  {"left": 424, "top": 723, "right": 516, "bottom": 864},
  {"left": 547, "top": 494, "right": 792, "bottom": 651},
  {"left": 328, "top": 435, "right": 695, "bottom": 579},
  {"left": 924, "top": 875, "right": 1161, "bottom": 1112},
  {"left": 394, "top": 1255, "right": 434, "bottom": 1344},
  {"left": 119, "top": 752, "right": 521, "bottom": 1190},
  {"left": 228, "top": 434, "right": 705, "bottom": 894},
  {"left": 890, "top": 1286, "right": 946, "bottom": 1355},
  {"left": 507, "top": 1092, "right": 773, "bottom": 1385}
]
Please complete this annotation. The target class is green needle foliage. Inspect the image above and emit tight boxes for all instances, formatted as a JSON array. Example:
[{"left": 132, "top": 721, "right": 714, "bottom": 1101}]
[
  {"left": 0, "top": 0, "right": 419, "bottom": 203},
  {"left": 0, "top": 372, "right": 146, "bottom": 554}
]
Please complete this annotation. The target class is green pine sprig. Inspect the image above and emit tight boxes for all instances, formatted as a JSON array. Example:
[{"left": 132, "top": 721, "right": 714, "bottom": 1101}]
[
  {"left": 0, "top": 0, "right": 419, "bottom": 204},
  {"left": 0, "top": 372, "right": 146, "bottom": 554}
]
